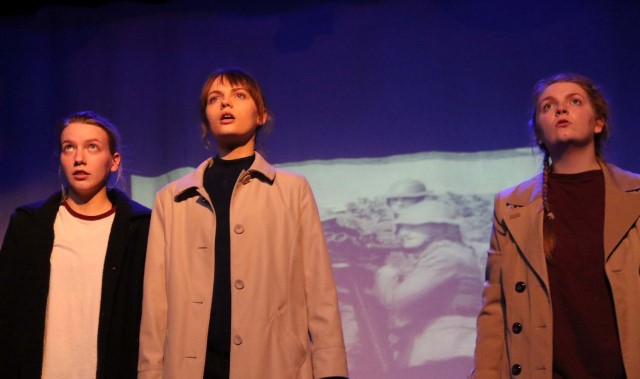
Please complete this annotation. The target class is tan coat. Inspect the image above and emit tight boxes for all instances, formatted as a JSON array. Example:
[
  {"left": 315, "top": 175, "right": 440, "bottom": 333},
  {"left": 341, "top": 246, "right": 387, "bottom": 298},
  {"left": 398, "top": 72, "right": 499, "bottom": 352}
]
[
  {"left": 471, "top": 162, "right": 640, "bottom": 379},
  {"left": 138, "top": 153, "right": 348, "bottom": 379}
]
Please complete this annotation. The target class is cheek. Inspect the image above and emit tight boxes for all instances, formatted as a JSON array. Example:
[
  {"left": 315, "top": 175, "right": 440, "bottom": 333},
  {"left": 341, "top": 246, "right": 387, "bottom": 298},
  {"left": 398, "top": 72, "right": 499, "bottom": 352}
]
[
  {"left": 205, "top": 107, "right": 218, "bottom": 123},
  {"left": 536, "top": 117, "right": 554, "bottom": 138},
  {"left": 59, "top": 155, "right": 73, "bottom": 170}
]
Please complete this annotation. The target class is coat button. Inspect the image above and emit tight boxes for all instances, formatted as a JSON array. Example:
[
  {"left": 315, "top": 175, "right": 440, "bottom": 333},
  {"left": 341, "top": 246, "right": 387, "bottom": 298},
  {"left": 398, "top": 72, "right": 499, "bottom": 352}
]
[
  {"left": 512, "top": 322, "right": 523, "bottom": 334},
  {"left": 233, "top": 335, "right": 243, "bottom": 345},
  {"left": 511, "top": 364, "right": 521, "bottom": 375},
  {"left": 515, "top": 282, "right": 526, "bottom": 293},
  {"left": 234, "top": 280, "right": 245, "bottom": 289},
  {"left": 234, "top": 224, "right": 244, "bottom": 234}
]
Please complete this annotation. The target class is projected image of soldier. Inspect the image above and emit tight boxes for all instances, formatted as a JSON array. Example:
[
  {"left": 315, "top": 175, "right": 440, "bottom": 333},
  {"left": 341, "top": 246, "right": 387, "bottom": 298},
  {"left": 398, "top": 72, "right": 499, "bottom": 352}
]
[
  {"left": 384, "top": 179, "right": 434, "bottom": 218},
  {"left": 320, "top": 205, "right": 396, "bottom": 376},
  {"left": 374, "top": 201, "right": 482, "bottom": 379}
]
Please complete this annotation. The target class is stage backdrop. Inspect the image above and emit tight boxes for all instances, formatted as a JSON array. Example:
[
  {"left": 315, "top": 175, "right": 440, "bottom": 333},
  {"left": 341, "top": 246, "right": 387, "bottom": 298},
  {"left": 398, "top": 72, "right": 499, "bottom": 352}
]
[{"left": 2, "top": 1, "right": 640, "bottom": 378}]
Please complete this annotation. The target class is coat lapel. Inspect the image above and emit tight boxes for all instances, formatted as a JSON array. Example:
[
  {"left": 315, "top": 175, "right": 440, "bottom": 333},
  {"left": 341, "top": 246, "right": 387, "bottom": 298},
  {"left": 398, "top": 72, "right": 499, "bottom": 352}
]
[
  {"left": 99, "top": 191, "right": 131, "bottom": 331},
  {"left": 602, "top": 164, "right": 640, "bottom": 260},
  {"left": 502, "top": 176, "right": 550, "bottom": 292}
]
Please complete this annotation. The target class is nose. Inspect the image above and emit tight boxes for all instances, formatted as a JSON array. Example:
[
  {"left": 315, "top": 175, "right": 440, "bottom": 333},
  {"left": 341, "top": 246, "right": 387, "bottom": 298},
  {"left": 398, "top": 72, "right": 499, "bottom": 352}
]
[
  {"left": 555, "top": 105, "right": 568, "bottom": 115},
  {"left": 74, "top": 150, "right": 85, "bottom": 166},
  {"left": 220, "top": 99, "right": 232, "bottom": 109}
]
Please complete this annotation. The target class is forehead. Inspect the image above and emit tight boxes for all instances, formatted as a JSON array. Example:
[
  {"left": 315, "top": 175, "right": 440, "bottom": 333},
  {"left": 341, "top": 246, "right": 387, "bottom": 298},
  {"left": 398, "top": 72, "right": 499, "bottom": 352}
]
[
  {"left": 539, "top": 82, "right": 588, "bottom": 101},
  {"left": 209, "top": 76, "right": 248, "bottom": 91},
  {"left": 61, "top": 122, "right": 109, "bottom": 141}
]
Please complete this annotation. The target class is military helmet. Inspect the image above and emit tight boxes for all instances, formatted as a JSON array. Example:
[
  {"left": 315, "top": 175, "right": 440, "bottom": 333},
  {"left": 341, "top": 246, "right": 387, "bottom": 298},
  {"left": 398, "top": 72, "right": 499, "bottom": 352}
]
[{"left": 385, "top": 179, "right": 428, "bottom": 200}]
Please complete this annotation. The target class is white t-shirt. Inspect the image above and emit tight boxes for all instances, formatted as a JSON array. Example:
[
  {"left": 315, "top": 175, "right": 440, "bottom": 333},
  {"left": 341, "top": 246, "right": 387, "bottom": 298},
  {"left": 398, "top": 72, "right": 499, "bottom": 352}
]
[{"left": 41, "top": 202, "right": 115, "bottom": 379}]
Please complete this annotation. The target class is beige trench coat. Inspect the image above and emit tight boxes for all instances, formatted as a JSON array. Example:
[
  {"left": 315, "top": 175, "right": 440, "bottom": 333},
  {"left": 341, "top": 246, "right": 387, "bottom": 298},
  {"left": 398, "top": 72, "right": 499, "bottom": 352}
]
[
  {"left": 138, "top": 153, "right": 348, "bottom": 379},
  {"left": 471, "top": 162, "right": 640, "bottom": 379}
]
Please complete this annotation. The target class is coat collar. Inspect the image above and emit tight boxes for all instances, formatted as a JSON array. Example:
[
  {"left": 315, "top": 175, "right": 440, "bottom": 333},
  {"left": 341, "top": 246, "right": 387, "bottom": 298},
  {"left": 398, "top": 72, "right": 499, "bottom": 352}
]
[
  {"left": 173, "top": 151, "right": 277, "bottom": 201},
  {"left": 601, "top": 162, "right": 640, "bottom": 259},
  {"left": 503, "top": 160, "right": 640, "bottom": 284}
]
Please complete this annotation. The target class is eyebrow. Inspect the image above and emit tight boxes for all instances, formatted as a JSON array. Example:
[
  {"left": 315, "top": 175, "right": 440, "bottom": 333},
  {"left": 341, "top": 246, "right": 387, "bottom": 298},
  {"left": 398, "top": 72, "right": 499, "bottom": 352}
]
[
  {"left": 208, "top": 87, "right": 249, "bottom": 96},
  {"left": 61, "top": 138, "right": 103, "bottom": 144},
  {"left": 539, "top": 92, "right": 586, "bottom": 103}
]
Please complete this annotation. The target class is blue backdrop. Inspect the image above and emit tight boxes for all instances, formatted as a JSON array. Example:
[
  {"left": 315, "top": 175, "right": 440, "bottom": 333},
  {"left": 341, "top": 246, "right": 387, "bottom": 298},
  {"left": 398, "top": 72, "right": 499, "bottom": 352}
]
[{"left": 2, "top": 1, "right": 640, "bottom": 377}]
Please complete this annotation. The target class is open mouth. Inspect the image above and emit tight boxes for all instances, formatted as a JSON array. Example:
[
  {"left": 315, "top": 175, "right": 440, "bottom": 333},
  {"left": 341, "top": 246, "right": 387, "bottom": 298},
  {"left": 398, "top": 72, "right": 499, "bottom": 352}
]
[{"left": 221, "top": 113, "right": 235, "bottom": 121}]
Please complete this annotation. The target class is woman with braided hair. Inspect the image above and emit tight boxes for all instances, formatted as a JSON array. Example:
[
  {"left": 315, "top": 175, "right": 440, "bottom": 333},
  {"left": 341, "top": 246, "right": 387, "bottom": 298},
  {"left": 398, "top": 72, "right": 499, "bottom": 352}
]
[{"left": 471, "top": 73, "right": 640, "bottom": 379}]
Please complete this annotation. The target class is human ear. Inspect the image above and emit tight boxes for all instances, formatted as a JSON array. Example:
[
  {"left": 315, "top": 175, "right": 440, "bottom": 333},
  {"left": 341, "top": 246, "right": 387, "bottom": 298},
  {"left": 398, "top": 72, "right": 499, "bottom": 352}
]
[
  {"left": 257, "top": 110, "right": 268, "bottom": 126},
  {"left": 111, "top": 152, "right": 121, "bottom": 173},
  {"left": 594, "top": 118, "right": 605, "bottom": 134}
]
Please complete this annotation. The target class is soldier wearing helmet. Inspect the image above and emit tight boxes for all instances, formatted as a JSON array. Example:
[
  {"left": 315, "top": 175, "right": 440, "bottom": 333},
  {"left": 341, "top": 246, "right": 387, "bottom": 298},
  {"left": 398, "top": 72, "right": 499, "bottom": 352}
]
[
  {"left": 374, "top": 201, "right": 481, "bottom": 378},
  {"left": 385, "top": 179, "right": 433, "bottom": 217}
]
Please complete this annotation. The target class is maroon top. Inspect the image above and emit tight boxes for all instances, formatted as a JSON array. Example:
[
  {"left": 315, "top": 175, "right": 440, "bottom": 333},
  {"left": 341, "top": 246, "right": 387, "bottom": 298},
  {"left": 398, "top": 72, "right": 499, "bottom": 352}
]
[{"left": 547, "top": 169, "right": 626, "bottom": 379}]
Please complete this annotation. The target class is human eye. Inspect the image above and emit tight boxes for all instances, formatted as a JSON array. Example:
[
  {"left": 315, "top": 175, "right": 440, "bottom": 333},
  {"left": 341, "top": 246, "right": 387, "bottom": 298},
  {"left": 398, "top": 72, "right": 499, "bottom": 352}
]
[
  {"left": 208, "top": 95, "right": 221, "bottom": 104},
  {"left": 571, "top": 97, "right": 582, "bottom": 105},
  {"left": 541, "top": 102, "right": 554, "bottom": 112},
  {"left": 234, "top": 91, "right": 247, "bottom": 99},
  {"left": 88, "top": 143, "right": 99, "bottom": 151},
  {"left": 62, "top": 144, "right": 74, "bottom": 152}
]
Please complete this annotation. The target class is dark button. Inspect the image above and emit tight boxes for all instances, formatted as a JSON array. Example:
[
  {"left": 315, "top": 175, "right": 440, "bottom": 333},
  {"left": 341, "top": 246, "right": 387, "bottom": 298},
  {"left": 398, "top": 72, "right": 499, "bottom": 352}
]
[
  {"left": 512, "top": 322, "right": 522, "bottom": 334},
  {"left": 233, "top": 335, "right": 243, "bottom": 345},
  {"left": 234, "top": 280, "right": 245, "bottom": 290},
  {"left": 515, "top": 282, "right": 526, "bottom": 293},
  {"left": 234, "top": 224, "right": 244, "bottom": 234},
  {"left": 511, "top": 364, "right": 521, "bottom": 375}
]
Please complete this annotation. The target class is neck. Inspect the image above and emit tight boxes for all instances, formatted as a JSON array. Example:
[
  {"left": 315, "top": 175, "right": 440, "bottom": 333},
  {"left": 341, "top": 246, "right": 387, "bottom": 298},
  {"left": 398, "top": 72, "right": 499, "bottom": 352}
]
[
  {"left": 66, "top": 187, "right": 113, "bottom": 216},
  {"left": 218, "top": 140, "right": 256, "bottom": 160},
  {"left": 549, "top": 145, "right": 601, "bottom": 174}
]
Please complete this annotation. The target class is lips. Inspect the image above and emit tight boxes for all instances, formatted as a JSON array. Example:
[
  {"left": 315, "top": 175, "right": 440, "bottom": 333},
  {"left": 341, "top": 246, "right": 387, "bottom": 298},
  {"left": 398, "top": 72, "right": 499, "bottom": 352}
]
[
  {"left": 556, "top": 119, "right": 571, "bottom": 128},
  {"left": 220, "top": 113, "right": 235, "bottom": 123},
  {"left": 73, "top": 170, "right": 89, "bottom": 179}
]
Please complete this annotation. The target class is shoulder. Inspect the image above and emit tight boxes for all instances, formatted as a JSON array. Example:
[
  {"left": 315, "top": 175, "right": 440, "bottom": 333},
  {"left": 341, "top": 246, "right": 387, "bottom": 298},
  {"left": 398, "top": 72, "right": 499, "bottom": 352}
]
[
  {"left": 274, "top": 167, "right": 308, "bottom": 185},
  {"left": 254, "top": 153, "right": 310, "bottom": 189},
  {"left": 109, "top": 189, "right": 151, "bottom": 220},
  {"left": 12, "top": 192, "right": 62, "bottom": 221},
  {"left": 271, "top": 167, "right": 316, "bottom": 200},
  {"left": 157, "top": 158, "right": 210, "bottom": 199},
  {"left": 496, "top": 172, "right": 541, "bottom": 205},
  {"left": 605, "top": 163, "right": 640, "bottom": 191}
]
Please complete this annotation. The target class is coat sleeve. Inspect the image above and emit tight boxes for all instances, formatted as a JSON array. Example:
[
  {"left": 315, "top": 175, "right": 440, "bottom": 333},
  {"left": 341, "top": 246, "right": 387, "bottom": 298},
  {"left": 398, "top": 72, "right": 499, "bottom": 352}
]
[
  {"left": 470, "top": 193, "right": 505, "bottom": 379},
  {"left": 298, "top": 178, "right": 349, "bottom": 378},
  {"left": 138, "top": 193, "right": 168, "bottom": 379},
  {"left": 0, "top": 211, "right": 22, "bottom": 373}
]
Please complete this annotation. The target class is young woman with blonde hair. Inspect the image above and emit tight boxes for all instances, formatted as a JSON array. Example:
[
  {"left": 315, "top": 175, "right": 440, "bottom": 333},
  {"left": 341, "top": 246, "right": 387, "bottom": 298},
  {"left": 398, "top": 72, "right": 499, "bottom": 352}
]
[{"left": 0, "top": 111, "right": 150, "bottom": 378}]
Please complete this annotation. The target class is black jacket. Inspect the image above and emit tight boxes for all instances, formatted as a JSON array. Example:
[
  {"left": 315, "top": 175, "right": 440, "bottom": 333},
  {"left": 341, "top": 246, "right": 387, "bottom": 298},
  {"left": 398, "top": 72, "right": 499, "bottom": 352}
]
[{"left": 0, "top": 189, "right": 150, "bottom": 378}]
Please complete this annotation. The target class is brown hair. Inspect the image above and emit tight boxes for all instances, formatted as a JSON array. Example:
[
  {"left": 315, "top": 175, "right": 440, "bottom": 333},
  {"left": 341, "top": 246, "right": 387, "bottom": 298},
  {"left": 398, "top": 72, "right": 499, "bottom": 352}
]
[
  {"left": 198, "top": 67, "right": 273, "bottom": 149},
  {"left": 528, "top": 73, "right": 611, "bottom": 259}
]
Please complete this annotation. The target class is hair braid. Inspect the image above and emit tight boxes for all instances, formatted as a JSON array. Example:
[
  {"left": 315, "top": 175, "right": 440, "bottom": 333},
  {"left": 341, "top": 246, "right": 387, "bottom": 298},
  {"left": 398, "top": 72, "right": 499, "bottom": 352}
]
[
  {"left": 542, "top": 152, "right": 554, "bottom": 221},
  {"left": 542, "top": 152, "right": 556, "bottom": 260}
]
